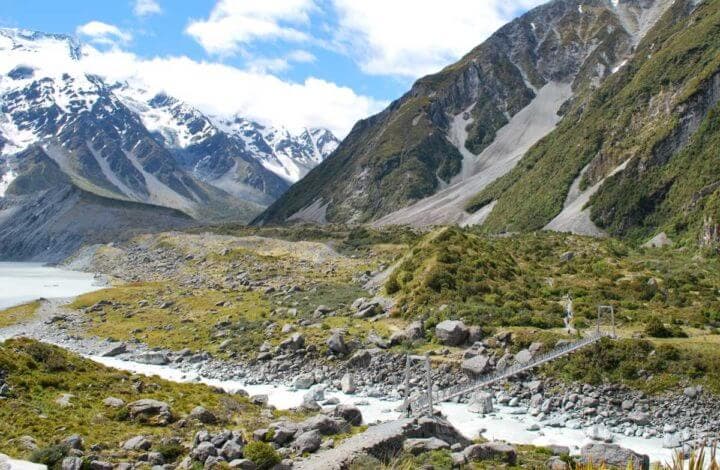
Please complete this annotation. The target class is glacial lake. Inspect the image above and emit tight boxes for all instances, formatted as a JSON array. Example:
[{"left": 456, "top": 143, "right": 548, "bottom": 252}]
[{"left": 0, "top": 262, "right": 103, "bottom": 310}]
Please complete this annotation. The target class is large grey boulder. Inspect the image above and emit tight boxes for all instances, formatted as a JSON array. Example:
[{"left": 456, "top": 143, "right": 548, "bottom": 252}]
[
  {"left": 122, "top": 435, "right": 152, "bottom": 451},
  {"left": 101, "top": 343, "right": 128, "bottom": 357},
  {"left": 134, "top": 351, "right": 169, "bottom": 365},
  {"left": 340, "top": 373, "right": 356, "bottom": 394},
  {"left": 189, "top": 406, "right": 218, "bottom": 424},
  {"left": 468, "top": 391, "right": 494, "bottom": 414},
  {"left": 642, "top": 232, "right": 673, "bottom": 248},
  {"left": 191, "top": 442, "right": 217, "bottom": 463},
  {"left": 579, "top": 443, "right": 649, "bottom": 470},
  {"left": 463, "top": 442, "right": 517, "bottom": 465},
  {"left": 403, "top": 438, "right": 450, "bottom": 455},
  {"left": 405, "top": 321, "right": 425, "bottom": 340},
  {"left": 332, "top": 404, "right": 363, "bottom": 426},
  {"left": 280, "top": 333, "right": 305, "bottom": 351},
  {"left": 293, "top": 430, "right": 322, "bottom": 454},
  {"left": 462, "top": 354, "right": 491, "bottom": 376},
  {"left": 435, "top": 320, "right": 468, "bottom": 346},
  {"left": 61, "top": 457, "right": 83, "bottom": 470},
  {"left": 293, "top": 374, "right": 315, "bottom": 390},
  {"left": 127, "top": 399, "right": 173, "bottom": 425},
  {"left": 628, "top": 411, "right": 650, "bottom": 426},
  {"left": 326, "top": 332, "right": 348, "bottom": 356},
  {"left": 220, "top": 440, "right": 244, "bottom": 461},
  {"left": 514, "top": 349, "right": 533, "bottom": 364}
]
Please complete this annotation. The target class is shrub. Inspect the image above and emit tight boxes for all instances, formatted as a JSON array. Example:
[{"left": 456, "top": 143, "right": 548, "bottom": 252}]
[
  {"left": 244, "top": 441, "right": 280, "bottom": 470},
  {"left": 645, "top": 317, "right": 673, "bottom": 338},
  {"left": 30, "top": 444, "right": 69, "bottom": 469},
  {"left": 156, "top": 441, "right": 185, "bottom": 462}
]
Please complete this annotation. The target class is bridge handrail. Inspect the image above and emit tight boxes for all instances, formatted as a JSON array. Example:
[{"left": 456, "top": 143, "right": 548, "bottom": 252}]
[{"left": 408, "top": 332, "right": 608, "bottom": 414}]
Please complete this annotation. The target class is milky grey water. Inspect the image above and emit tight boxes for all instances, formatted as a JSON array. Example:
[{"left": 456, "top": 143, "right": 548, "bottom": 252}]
[{"left": 0, "top": 262, "right": 102, "bottom": 310}]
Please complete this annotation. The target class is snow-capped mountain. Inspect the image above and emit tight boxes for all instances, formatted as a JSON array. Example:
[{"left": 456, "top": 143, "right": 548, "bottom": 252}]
[
  {"left": 0, "top": 28, "right": 338, "bottom": 210},
  {"left": 0, "top": 28, "right": 338, "bottom": 260}
]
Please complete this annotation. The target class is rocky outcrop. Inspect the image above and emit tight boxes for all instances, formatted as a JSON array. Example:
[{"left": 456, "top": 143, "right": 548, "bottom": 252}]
[{"left": 579, "top": 443, "right": 650, "bottom": 470}]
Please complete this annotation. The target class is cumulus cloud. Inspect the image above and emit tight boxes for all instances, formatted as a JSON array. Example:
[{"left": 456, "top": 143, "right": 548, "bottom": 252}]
[
  {"left": 133, "top": 0, "right": 162, "bottom": 17},
  {"left": 186, "top": 0, "right": 316, "bottom": 56},
  {"left": 76, "top": 21, "right": 132, "bottom": 46},
  {"left": 330, "top": 0, "right": 547, "bottom": 78},
  {"left": 79, "top": 47, "right": 384, "bottom": 137}
]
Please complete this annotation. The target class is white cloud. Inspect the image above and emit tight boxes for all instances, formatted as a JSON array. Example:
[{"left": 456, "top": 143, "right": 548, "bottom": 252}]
[
  {"left": 330, "top": 0, "right": 547, "bottom": 78},
  {"left": 79, "top": 47, "right": 384, "bottom": 137},
  {"left": 246, "top": 49, "right": 316, "bottom": 73},
  {"left": 76, "top": 21, "right": 132, "bottom": 46},
  {"left": 186, "top": 0, "right": 316, "bottom": 56},
  {"left": 133, "top": 0, "right": 162, "bottom": 17}
]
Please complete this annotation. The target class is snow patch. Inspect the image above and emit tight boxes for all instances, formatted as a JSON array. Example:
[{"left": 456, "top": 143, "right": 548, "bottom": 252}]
[{"left": 0, "top": 169, "right": 16, "bottom": 197}]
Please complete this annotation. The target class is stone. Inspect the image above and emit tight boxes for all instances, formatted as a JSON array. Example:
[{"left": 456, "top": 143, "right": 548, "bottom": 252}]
[
  {"left": 683, "top": 386, "right": 700, "bottom": 398},
  {"left": 585, "top": 424, "right": 614, "bottom": 443},
  {"left": 189, "top": 406, "right": 218, "bottom": 424},
  {"left": 546, "top": 456, "right": 570, "bottom": 470},
  {"left": 220, "top": 441, "right": 244, "bottom": 461},
  {"left": 300, "top": 395, "right": 321, "bottom": 412},
  {"left": 271, "top": 422, "right": 299, "bottom": 445},
  {"left": 347, "top": 349, "right": 371, "bottom": 368},
  {"left": 628, "top": 411, "right": 650, "bottom": 426},
  {"left": 463, "top": 442, "right": 517, "bottom": 465},
  {"left": 293, "top": 430, "right": 322, "bottom": 454},
  {"left": 55, "top": 393, "right": 75, "bottom": 408},
  {"left": 326, "top": 332, "right": 348, "bottom": 356},
  {"left": 228, "top": 459, "right": 256, "bottom": 469},
  {"left": 468, "top": 391, "right": 493, "bottom": 414},
  {"left": 332, "top": 404, "right": 363, "bottom": 426},
  {"left": 515, "top": 349, "right": 533, "bottom": 364},
  {"left": 560, "top": 251, "right": 575, "bottom": 262},
  {"left": 101, "top": 343, "right": 128, "bottom": 357},
  {"left": 62, "top": 435, "right": 84, "bottom": 450},
  {"left": 280, "top": 333, "right": 305, "bottom": 351},
  {"left": 405, "top": 321, "right": 425, "bottom": 340},
  {"left": 103, "top": 397, "right": 124, "bottom": 408},
  {"left": 89, "top": 462, "right": 112, "bottom": 470},
  {"left": 122, "top": 435, "right": 151, "bottom": 451},
  {"left": 580, "top": 443, "right": 649, "bottom": 470},
  {"left": 135, "top": 352, "right": 170, "bottom": 366},
  {"left": 435, "top": 320, "right": 469, "bottom": 346},
  {"left": 250, "top": 395, "right": 268, "bottom": 406},
  {"left": 403, "top": 438, "right": 450, "bottom": 455},
  {"left": 461, "top": 354, "right": 491, "bottom": 376},
  {"left": 127, "top": 399, "right": 173, "bottom": 425},
  {"left": 662, "top": 433, "right": 681, "bottom": 449},
  {"left": 340, "top": 373, "right": 356, "bottom": 394},
  {"left": 389, "top": 331, "right": 407, "bottom": 346},
  {"left": 16, "top": 436, "right": 37, "bottom": 451},
  {"left": 191, "top": 442, "right": 217, "bottom": 463},
  {"left": 642, "top": 232, "right": 673, "bottom": 248},
  {"left": 293, "top": 374, "right": 315, "bottom": 390},
  {"left": 61, "top": 457, "right": 83, "bottom": 470},
  {"left": 300, "top": 415, "right": 346, "bottom": 435}
]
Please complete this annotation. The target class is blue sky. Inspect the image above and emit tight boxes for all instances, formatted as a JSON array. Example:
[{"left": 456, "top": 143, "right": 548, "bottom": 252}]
[{"left": 0, "top": 0, "right": 545, "bottom": 136}]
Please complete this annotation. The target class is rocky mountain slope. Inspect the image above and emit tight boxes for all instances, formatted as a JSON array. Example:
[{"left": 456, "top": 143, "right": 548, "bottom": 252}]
[
  {"left": 256, "top": 0, "right": 719, "bottom": 245},
  {"left": 0, "top": 29, "right": 338, "bottom": 260}
]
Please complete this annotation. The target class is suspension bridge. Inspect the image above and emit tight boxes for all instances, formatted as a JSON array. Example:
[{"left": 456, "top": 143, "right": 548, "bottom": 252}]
[{"left": 404, "top": 305, "right": 617, "bottom": 416}]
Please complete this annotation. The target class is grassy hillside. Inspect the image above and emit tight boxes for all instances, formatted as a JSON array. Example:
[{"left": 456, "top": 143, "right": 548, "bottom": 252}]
[{"left": 469, "top": 0, "right": 720, "bottom": 242}]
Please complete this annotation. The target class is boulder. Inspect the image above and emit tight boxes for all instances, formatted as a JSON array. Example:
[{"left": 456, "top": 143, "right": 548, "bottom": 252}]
[
  {"left": 300, "top": 415, "right": 346, "bottom": 435},
  {"left": 403, "top": 438, "right": 449, "bottom": 455},
  {"left": 191, "top": 442, "right": 217, "bottom": 463},
  {"left": 332, "top": 404, "right": 363, "bottom": 426},
  {"left": 326, "top": 332, "right": 348, "bottom": 356},
  {"left": 293, "top": 430, "right": 322, "bottom": 454},
  {"left": 189, "top": 406, "right": 218, "bottom": 424},
  {"left": 514, "top": 349, "right": 533, "bottom": 364},
  {"left": 389, "top": 331, "right": 408, "bottom": 346},
  {"left": 435, "top": 320, "right": 469, "bottom": 346},
  {"left": 300, "top": 395, "right": 321, "bottom": 412},
  {"left": 280, "top": 333, "right": 305, "bottom": 351},
  {"left": 62, "top": 435, "right": 83, "bottom": 450},
  {"left": 135, "top": 352, "right": 169, "bottom": 365},
  {"left": 293, "top": 374, "right": 315, "bottom": 390},
  {"left": 405, "top": 321, "right": 425, "bottom": 340},
  {"left": 341, "top": 373, "right": 356, "bottom": 394},
  {"left": 228, "top": 459, "right": 256, "bottom": 469},
  {"left": 220, "top": 440, "right": 244, "bottom": 461},
  {"left": 61, "top": 457, "right": 83, "bottom": 470},
  {"left": 127, "top": 399, "right": 173, "bottom": 425},
  {"left": 463, "top": 442, "right": 517, "bottom": 465},
  {"left": 250, "top": 395, "right": 268, "bottom": 406},
  {"left": 642, "top": 232, "right": 673, "bottom": 248},
  {"left": 461, "top": 354, "right": 491, "bottom": 376},
  {"left": 101, "top": 343, "right": 128, "bottom": 357},
  {"left": 55, "top": 393, "right": 75, "bottom": 408},
  {"left": 468, "top": 391, "right": 493, "bottom": 414},
  {"left": 628, "top": 411, "right": 650, "bottom": 426},
  {"left": 347, "top": 349, "right": 371, "bottom": 368},
  {"left": 122, "top": 435, "right": 152, "bottom": 451},
  {"left": 579, "top": 443, "right": 649, "bottom": 470},
  {"left": 102, "top": 397, "right": 124, "bottom": 408}
]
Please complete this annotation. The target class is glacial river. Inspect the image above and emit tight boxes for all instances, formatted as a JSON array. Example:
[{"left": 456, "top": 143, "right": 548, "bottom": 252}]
[{"left": 0, "top": 263, "right": 681, "bottom": 468}]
